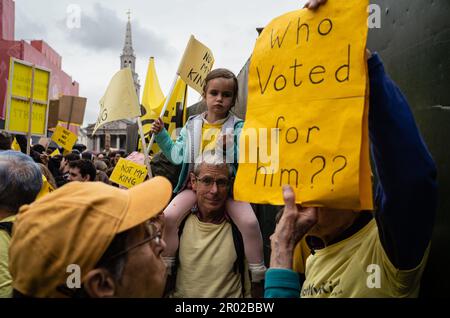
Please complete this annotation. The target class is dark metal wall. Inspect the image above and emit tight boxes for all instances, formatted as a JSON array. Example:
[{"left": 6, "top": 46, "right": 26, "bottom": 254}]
[{"left": 367, "top": 0, "right": 450, "bottom": 297}]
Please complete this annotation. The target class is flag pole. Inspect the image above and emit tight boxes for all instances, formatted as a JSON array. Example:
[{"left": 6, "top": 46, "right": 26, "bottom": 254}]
[
  {"left": 137, "top": 116, "right": 153, "bottom": 178},
  {"left": 26, "top": 65, "right": 36, "bottom": 155},
  {"left": 145, "top": 73, "right": 179, "bottom": 156}
]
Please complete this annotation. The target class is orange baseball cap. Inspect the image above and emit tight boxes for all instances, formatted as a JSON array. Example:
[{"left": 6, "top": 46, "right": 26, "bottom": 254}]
[{"left": 9, "top": 176, "right": 172, "bottom": 297}]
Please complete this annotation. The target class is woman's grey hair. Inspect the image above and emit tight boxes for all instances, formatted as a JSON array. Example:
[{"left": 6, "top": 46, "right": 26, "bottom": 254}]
[
  {"left": 0, "top": 150, "right": 42, "bottom": 212},
  {"left": 193, "top": 152, "right": 234, "bottom": 177}
]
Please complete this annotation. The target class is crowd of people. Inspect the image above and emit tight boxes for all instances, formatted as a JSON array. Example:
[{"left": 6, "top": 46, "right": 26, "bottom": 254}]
[{"left": 0, "top": 0, "right": 438, "bottom": 299}]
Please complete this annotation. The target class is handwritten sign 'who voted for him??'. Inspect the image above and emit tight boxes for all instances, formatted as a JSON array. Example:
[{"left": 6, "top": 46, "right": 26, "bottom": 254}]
[
  {"left": 110, "top": 158, "right": 148, "bottom": 189},
  {"left": 51, "top": 125, "right": 78, "bottom": 151},
  {"left": 234, "top": 0, "right": 373, "bottom": 210}
]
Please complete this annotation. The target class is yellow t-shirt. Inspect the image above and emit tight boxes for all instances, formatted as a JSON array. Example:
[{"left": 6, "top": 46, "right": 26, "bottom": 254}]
[
  {"left": 0, "top": 215, "right": 15, "bottom": 298},
  {"left": 293, "top": 237, "right": 311, "bottom": 275},
  {"left": 301, "top": 219, "right": 429, "bottom": 298},
  {"left": 201, "top": 122, "right": 223, "bottom": 154},
  {"left": 172, "top": 214, "right": 251, "bottom": 298}
]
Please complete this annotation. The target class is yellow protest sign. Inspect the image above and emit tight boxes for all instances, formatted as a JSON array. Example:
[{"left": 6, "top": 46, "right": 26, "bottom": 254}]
[
  {"left": 5, "top": 58, "right": 51, "bottom": 136},
  {"left": 110, "top": 158, "right": 148, "bottom": 189},
  {"left": 93, "top": 68, "right": 141, "bottom": 135},
  {"left": 50, "top": 148, "right": 61, "bottom": 157},
  {"left": 51, "top": 125, "right": 78, "bottom": 151},
  {"left": 7, "top": 100, "right": 47, "bottom": 135},
  {"left": 234, "top": 0, "right": 372, "bottom": 210},
  {"left": 177, "top": 35, "right": 214, "bottom": 94}
]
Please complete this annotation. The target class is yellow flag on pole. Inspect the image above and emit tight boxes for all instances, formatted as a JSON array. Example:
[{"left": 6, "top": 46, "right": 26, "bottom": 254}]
[
  {"left": 93, "top": 68, "right": 141, "bottom": 135},
  {"left": 141, "top": 57, "right": 165, "bottom": 115},
  {"left": 138, "top": 78, "right": 188, "bottom": 154},
  {"left": 139, "top": 57, "right": 165, "bottom": 152},
  {"left": 162, "top": 79, "right": 188, "bottom": 141},
  {"left": 177, "top": 35, "right": 214, "bottom": 94}
]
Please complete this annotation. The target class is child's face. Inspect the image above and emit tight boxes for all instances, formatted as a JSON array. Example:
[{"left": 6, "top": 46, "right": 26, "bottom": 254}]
[{"left": 204, "top": 78, "right": 235, "bottom": 118}]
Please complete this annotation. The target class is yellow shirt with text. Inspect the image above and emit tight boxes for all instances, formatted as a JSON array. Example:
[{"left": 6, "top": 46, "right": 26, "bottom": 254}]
[
  {"left": 301, "top": 219, "right": 429, "bottom": 298},
  {"left": 201, "top": 122, "right": 223, "bottom": 153}
]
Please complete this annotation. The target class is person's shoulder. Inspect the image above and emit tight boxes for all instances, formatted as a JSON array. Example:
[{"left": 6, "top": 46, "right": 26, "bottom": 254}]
[
  {"left": 0, "top": 228, "right": 11, "bottom": 250},
  {"left": 187, "top": 112, "right": 204, "bottom": 122},
  {"left": 231, "top": 115, "right": 244, "bottom": 128}
]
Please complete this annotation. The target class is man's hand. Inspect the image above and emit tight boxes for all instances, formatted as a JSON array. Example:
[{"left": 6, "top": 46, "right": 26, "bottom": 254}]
[
  {"left": 269, "top": 186, "right": 318, "bottom": 269},
  {"left": 150, "top": 118, "right": 164, "bottom": 135},
  {"left": 39, "top": 153, "right": 49, "bottom": 166},
  {"left": 303, "top": 0, "right": 328, "bottom": 10}
]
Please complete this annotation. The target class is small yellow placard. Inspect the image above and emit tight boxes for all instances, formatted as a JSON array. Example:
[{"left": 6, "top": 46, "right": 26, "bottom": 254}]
[
  {"left": 51, "top": 125, "right": 77, "bottom": 151},
  {"left": 109, "top": 158, "right": 148, "bottom": 189}
]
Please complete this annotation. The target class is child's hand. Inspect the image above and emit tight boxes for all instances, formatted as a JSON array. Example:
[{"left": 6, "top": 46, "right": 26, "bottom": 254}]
[{"left": 150, "top": 118, "right": 164, "bottom": 134}]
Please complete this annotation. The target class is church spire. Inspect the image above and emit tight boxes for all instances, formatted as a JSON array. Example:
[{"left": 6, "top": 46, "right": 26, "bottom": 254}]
[
  {"left": 120, "top": 10, "right": 140, "bottom": 98},
  {"left": 122, "top": 9, "right": 134, "bottom": 56}
]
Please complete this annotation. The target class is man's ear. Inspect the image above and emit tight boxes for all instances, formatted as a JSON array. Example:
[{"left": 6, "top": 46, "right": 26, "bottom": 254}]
[
  {"left": 83, "top": 174, "right": 91, "bottom": 182},
  {"left": 190, "top": 172, "right": 197, "bottom": 191},
  {"left": 83, "top": 268, "right": 116, "bottom": 298}
]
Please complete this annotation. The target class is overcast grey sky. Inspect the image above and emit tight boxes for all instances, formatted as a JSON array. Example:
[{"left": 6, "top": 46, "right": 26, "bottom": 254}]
[{"left": 15, "top": 0, "right": 307, "bottom": 126}]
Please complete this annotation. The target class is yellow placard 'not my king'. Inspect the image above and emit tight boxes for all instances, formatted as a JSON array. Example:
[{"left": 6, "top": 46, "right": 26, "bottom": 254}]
[{"left": 234, "top": 0, "right": 372, "bottom": 209}]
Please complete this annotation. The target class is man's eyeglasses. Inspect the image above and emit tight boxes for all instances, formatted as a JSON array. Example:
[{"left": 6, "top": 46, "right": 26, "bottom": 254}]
[
  {"left": 195, "top": 176, "right": 230, "bottom": 189},
  {"left": 105, "top": 219, "right": 162, "bottom": 262}
]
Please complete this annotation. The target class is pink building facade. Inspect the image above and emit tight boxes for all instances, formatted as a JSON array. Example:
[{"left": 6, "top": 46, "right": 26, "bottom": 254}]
[{"left": 0, "top": 0, "right": 79, "bottom": 132}]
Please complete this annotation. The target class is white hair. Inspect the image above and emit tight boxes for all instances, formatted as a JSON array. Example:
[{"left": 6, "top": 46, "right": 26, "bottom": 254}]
[{"left": 193, "top": 152, "right": 234, "bottom": 176}]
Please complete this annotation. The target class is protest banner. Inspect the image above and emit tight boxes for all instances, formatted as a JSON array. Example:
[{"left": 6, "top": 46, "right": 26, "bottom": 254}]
[
  {"left": 51, "top": 125, "right": 77, "bottom": 151},
  {"left": 234, "top": 0, "right": 373, "bottom": 210},
  {"left": 109, "top": 157, "right": 148, "bottom": 189}
]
